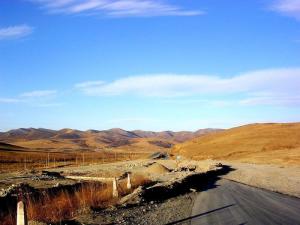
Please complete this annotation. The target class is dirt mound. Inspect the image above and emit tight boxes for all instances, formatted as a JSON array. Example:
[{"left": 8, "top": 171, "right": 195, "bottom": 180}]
[
  {"left": 142, "top": 163, "right": 170, "bottom": 174},
  {"left": 150, "top": 152, "right": 169, "bottom": 160}
]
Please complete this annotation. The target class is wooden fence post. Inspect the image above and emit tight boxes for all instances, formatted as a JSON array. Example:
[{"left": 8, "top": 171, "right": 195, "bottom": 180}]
[
  {"left": 127, "top": 173, "right": 132, "bottom": 190},
  {"left": 112, "top": 178, "right": 118, "bottom": 198},
  {"left": 17, "top": 201, "right": 27, "bottom": 225}
]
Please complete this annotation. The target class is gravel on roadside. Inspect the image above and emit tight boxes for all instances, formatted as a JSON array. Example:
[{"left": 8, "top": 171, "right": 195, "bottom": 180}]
[{"left": 76, "top": 192, "right": 197, "bottom": 225}]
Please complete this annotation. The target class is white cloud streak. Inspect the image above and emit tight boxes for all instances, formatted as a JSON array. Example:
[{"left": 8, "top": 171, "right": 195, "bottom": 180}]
[
  {"left": 239, "top": 92, "right": 300, "bottom": 106},
  {"left": 0, "top": 24, "right": 33, "bottom": 40},
  {"left": 0, "top": 98, "right": 21, "bottom": 103},
  {"left": 75, "top": 68, "right": 300, "bottom": 106},
  {"left": 0, "top": 90, "right": 59, "bottom": 107},
  {"left": 20, "top": 90, "right": 57, "bottom": 98},
  {"left": 74, "top": 81, "right": 105, "bottom": 88},
  {"left": 29, "top": 0, "right": 204, "bottom": 17},
  {"left": 270, "top": 0, "right": 300, "bottom": 20}
]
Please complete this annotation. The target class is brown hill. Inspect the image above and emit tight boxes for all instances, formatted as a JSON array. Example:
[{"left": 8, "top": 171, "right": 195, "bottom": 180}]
[
  {"left": 0, "top": 142, "right": 26, "bottom": 151},
  {"left": 172, "top": 123, "right": 300, "bottom": 165},
  {"left": 0, "top": 128, "right": 222, "bottom": 152},
  {"left": 0, "top": 128, "right": 57, "bottom": 140},
  {"left": 132, "top": 129, "right": 222, "bottom": 142}
]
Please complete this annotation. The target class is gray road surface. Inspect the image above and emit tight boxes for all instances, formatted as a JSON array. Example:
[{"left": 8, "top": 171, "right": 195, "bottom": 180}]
[{"left": 190, "top": 179, "right": 300, "bottom": 225}]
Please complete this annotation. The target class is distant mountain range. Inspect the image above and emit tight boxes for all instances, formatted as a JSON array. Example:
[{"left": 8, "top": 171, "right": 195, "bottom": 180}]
[
  {"left": 0, "top": 128, "right": 222, "bottom": 152},
  {"left": 2, "top": 123, "right": 299, "bottom": 165}
]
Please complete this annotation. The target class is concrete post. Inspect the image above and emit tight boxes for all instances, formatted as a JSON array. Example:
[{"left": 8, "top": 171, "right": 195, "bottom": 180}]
[
  {"left": 17, "top": 201, "right": 27, "bottom": 225},
  {"left": 127, "top": 173, "right": 132, "bottom": 190},
  {"left": 112, "top": 178, "right": 118, "bottom": 198}
]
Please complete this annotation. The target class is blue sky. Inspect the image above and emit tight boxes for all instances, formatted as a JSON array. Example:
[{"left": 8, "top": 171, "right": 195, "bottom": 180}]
[{"left": 0, "top": 0, "right": 300, "bottom": 131}]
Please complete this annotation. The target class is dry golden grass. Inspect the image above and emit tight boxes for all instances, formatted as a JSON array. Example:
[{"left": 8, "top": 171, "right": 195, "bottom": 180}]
[
  {"left": 1, "top": 175, "right": 150, "bottom": 224},
  {"left": 26, "top": 182, "right": 115, "bottom": 222},
  {"left": 12, "top": 139, "right": 82, "bottom": 150},
  {"left": 173, "top": 123, "right": 300, "bottom": 165},
  {"left": 1, "top": 213, "right": 15, "bottom": 225},
  {"left": 9, "top": 136, "right": 173, "bottom": 152},
  {"left": 113, "top": 137, "right": 173, "bottom": 154},
  {"left": 27, "top": 175, "right": 150, "bottom": 223},
  {"left": 0, "top": 150, "right": 148, "bottom": 172}
]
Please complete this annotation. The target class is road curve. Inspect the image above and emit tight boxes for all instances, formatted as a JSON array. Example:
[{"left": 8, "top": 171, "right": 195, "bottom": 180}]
[{"left": 191, "top": 179, "right": 300, "bottom": 225}]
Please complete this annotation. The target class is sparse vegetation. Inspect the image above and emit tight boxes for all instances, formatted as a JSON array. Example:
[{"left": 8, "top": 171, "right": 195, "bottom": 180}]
[{"left": 1, "top": 175, "right": 150, "bottom": 224}]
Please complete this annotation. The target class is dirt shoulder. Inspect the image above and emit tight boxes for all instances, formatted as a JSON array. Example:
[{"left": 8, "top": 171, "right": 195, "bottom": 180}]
[
  {"left": 76, "top": 192, "right": 197, "bottom": 225},
  {"left": 221, "top": 161, "right": 300, "bottom": 198},
  {"left": 1, "top": 159, "right": 225, "bottom": 225}
]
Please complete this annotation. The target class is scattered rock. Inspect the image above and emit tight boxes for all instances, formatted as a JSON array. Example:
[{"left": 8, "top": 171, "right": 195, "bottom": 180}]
[
  {"left": 190, "top": 188, "right": 196, "bottom": 192},
  {"left": 41, "top": 171, "right": 63, "bottom": 179},
  {"left": 0, "top": 184, "right": 18, "bottom": 197}
]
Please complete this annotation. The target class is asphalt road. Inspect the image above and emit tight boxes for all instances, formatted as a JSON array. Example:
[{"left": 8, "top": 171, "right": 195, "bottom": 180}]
[{"left": 190, "top": 179, "right": 300, "bottom": 225}]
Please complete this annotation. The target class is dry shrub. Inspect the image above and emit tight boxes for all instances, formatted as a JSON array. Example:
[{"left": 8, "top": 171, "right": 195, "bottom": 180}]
[
  {"left": 118, "top": 174, "right": 151, "bottom": 196},
  {"left": 27, "top": 191, "right": 73, "bottom": 222},
  {"left": 0, "top": 174, "right": 151, "bottom": 224},
  {"left": 26, "top": 182, "right": 112, "bottom": 222},
  {"left": 25, "top": 175, "right": 150, "bottom": 223},
  {"left": 74, "top": 182, "right": 117, "bottom": 209},
  {"left": 0, "top": 196, "right": 17, "bottom": 225},
  {"left": 131, "top": 174, "right": 151, "bottom": 188},
  {"left": 1, "top": 214, "right": 15, "bottom": 225}
]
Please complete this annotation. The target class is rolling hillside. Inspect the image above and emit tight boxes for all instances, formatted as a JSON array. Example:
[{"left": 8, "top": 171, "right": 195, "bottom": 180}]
[
  {"left": 0, "top": 142, "right": 26, "bottom": 151},
  {"left": 172, "top": 123, "right": 300, "bottom": 165},
  {"left": 0, "top": 128, "right": 222, "bottom": 152}
]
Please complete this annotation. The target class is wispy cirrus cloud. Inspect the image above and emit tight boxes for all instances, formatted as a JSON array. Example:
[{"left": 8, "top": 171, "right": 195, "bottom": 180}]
[
  {"left": 0, "top": 98, "right": 21, "bottom": 103},
  {"left": 270, "top": 0, "right": 300, "bottom": 20},
  {"left": 0, "top": 89, "right": 60, "bottom": 107},
  {"left": 75, "top": 68, "right": 300, "bottom": 106},
  {"left": 20, "top": 90, "right": 57, "bottom": 98},
  {"left": 75, "top": 81, "right": 105, "bottom": 89},
  {"left": 0, "top": 24, "right": 34, "bottom": 40},
  {"left": 29, "top": 0, "right": 204, "bottom": 17}
]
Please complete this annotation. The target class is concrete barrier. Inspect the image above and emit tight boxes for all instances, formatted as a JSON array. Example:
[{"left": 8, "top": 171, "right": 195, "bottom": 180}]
[
  {"left": 66, "top": 176, "right": 114, "bottom": 182},
  {"left": 113, "top": 177, "right": 118, "bottom": 198},
  {"left": 17, "top": 201, "right": 27, "bottom": 225},
  {"left": 127, "top": 173, "right": 132, "bottom": 190}
]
